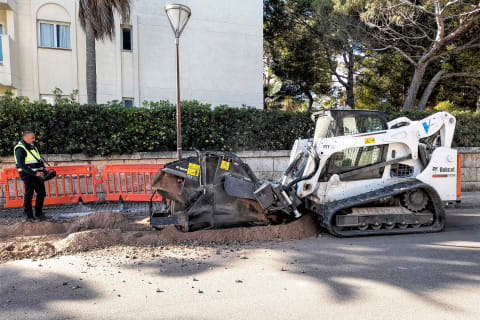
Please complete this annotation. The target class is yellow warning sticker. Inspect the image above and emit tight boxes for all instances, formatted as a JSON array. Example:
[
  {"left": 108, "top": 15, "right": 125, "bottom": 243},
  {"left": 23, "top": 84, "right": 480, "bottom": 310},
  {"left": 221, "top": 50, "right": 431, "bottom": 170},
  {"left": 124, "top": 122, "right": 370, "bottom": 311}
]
[
  {"left": 365, "top": 137, "right": 375, "bottom": 144},
  {"left": 187, "top": 163, "right": 200, "bottom": 177},
  {"left": 220, "top": 160, "right": 230, "bottom": 171}
]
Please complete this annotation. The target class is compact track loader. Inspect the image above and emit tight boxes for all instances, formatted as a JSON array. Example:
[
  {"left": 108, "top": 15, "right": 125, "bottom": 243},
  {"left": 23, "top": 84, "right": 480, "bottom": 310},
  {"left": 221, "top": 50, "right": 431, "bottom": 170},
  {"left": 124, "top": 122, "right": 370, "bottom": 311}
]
[{"left": 151, "top": 110, "right": 460, "bottom": 236}]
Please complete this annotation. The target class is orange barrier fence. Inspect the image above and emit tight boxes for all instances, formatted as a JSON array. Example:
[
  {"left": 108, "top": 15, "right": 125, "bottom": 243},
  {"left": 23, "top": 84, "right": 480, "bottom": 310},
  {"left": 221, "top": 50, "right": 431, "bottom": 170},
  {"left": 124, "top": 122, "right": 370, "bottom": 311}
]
[
  {"left": 0, "top": 165, "right": 103, "bottom": 208},
  {"left": 101, "top": 164, "right": 164, "bottom": 202}
]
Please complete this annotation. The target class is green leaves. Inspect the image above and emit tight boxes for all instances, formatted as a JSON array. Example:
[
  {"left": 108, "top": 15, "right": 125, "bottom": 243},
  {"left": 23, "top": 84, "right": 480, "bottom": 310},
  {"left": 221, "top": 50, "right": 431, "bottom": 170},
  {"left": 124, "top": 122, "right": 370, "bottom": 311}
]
[
  {"left": 0, "top": 98, "right": 314, "bottom": 156},
  {"left": 0, "top": 96, "right": 475, "bottom": 157}
]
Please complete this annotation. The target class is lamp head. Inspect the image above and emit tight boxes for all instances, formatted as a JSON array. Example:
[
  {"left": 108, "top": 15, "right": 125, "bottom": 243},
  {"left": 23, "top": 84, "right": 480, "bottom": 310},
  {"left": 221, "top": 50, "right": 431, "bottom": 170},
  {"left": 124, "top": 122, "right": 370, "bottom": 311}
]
[{"left": 165, "top": 3, "right": 191, "bottom": 39}]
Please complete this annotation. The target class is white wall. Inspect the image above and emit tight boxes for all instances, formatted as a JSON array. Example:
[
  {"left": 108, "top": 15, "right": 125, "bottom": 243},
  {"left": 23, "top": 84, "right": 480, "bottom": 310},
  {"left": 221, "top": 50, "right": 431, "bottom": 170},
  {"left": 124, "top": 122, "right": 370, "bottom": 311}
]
[
  {"left": 134, "top": 0, "right": 263, "bottom": 107},
  {"left": 5, "top": 0, "right": 263, "bottom": 108}
]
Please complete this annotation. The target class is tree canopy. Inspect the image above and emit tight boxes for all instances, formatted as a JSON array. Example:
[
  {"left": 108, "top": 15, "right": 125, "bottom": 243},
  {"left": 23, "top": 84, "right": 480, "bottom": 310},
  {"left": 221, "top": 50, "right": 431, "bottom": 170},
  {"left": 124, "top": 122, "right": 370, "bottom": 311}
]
[{"left": 264, "top": 0, "right": 480, "bottom": 112}]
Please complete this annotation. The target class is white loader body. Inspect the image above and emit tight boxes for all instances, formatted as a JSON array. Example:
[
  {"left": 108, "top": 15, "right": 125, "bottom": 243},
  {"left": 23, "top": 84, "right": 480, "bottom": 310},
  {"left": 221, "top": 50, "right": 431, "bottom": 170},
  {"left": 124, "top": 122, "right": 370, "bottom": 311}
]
[
  {"left": 255, "top": 109, "right": 459, "bottom": 236},
  {"left": 287, "top": 111, "right": 458, "bottom": 204}
]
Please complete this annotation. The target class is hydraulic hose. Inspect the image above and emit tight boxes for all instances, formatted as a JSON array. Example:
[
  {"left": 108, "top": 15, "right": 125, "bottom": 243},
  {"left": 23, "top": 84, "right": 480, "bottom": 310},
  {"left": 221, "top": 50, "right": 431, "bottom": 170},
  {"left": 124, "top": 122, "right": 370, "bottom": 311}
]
[
  {"left": 284, "top": 151, "right": 306, "bottom": 177},
  {"left": 286, "top": 147, "right": 320, "bottom": 190}
]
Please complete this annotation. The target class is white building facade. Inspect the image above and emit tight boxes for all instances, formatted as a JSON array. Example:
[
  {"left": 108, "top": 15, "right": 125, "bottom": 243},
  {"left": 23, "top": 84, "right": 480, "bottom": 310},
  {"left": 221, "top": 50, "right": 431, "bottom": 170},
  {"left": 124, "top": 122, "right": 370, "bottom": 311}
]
[{"left": 0, "top": 0, "right": 263, "bottom": 108}]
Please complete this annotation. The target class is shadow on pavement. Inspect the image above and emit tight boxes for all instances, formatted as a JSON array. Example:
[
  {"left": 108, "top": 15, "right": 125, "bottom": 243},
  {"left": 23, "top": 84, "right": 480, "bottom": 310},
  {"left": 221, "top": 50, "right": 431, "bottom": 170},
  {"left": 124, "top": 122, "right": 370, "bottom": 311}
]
[
  {"left": 281, "top": 210, "right": 480, "bottom": 310},
  {"left": 121, "top": 255, "right": 222, "bottom": 278},
  {"left": 119, "top": 210, "right": 480, "bottom": 312},
  {"left": 0, "top": 265, "right": 99, "bottom": 319}
]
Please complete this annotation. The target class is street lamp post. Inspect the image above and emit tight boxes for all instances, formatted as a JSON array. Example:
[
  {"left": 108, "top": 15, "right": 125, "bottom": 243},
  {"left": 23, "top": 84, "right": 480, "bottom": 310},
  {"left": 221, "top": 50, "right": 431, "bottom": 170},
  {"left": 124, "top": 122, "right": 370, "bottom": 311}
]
[{"left": 165, "top": 3, "right": 191, "bottom": 160}]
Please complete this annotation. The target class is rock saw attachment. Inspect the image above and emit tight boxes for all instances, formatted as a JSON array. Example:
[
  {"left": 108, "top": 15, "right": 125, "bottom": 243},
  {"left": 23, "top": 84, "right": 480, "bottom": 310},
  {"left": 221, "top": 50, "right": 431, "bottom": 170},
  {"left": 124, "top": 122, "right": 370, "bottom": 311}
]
[{"left": 150, "top": 151, "right": 284, "bottom": 231}]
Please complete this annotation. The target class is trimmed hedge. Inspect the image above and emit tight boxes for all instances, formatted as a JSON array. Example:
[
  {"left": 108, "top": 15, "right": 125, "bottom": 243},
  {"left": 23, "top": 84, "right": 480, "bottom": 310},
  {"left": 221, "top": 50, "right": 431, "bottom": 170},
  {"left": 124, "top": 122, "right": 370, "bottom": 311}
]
[
  {"left": 0, "top": 98, "right": 313, "bottom": 156},
  {"left": 0, "top": 97, "right": 478, "bottom": 157}
]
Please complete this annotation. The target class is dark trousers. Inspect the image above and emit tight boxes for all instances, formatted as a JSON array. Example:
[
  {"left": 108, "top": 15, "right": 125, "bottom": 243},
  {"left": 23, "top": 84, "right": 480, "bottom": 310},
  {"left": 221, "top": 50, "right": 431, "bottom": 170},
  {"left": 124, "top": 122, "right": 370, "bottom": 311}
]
[{"left": 22, "top": 175, "right": 46, "bottom": 218}]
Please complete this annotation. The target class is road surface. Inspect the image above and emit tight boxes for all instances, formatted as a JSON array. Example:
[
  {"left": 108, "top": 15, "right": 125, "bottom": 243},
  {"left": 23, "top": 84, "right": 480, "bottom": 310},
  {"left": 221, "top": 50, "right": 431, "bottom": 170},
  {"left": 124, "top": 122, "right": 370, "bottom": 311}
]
[{"left": 1, "top": 208, "right": 479, "bottom": 320}]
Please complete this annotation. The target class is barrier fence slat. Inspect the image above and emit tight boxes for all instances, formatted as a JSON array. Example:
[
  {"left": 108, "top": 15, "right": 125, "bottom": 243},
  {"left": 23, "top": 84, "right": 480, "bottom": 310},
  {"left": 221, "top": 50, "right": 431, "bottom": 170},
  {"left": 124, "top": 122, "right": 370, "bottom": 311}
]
[
  {"left": 46, "top": 180, "right": 52, "bottom": 197},
  {"left": 143, "top": 173, "right": 147, "bottom": 195},
  {"left": 136, "top": 174, "right": 140, "bottom": 194},
  {"left": 101, "top": 164, "right": 164, "bottom": 202},
  {"left": 130, "top": 174, "right": 134, "bottom": 194}
]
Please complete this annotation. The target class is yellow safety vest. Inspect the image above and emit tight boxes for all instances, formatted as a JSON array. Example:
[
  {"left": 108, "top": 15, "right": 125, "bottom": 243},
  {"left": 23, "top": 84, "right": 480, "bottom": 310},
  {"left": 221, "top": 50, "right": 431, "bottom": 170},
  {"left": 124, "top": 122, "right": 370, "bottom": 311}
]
[{"left": 14, "top": 142, "right": 43, "bottom": 167}]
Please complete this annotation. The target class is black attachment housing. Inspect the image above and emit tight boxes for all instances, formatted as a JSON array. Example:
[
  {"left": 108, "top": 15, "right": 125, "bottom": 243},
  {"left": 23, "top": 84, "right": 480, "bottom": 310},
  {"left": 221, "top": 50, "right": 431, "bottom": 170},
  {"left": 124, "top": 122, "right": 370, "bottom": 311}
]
[{"left": 150, "top": 151, "right": 271, "bottom": 231}]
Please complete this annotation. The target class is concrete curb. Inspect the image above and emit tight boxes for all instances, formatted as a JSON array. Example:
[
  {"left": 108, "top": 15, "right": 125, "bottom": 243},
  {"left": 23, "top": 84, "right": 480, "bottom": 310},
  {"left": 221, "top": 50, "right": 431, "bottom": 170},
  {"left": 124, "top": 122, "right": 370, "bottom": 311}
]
[{"left": 454, "top": 192, "right": 480, "bottom": 209}]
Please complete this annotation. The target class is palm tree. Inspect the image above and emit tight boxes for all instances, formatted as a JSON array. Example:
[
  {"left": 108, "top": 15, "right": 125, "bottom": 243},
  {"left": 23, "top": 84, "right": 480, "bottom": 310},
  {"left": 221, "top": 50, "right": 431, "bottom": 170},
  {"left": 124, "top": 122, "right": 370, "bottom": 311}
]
[{"left": 79, "top": 0, "right": 131, "bottom": 104}]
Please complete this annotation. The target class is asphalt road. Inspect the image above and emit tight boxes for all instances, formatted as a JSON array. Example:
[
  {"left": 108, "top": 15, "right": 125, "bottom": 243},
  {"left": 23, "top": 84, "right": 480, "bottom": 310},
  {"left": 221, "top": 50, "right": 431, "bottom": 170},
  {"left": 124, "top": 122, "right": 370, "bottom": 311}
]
[{"left": 1, "top": 208, "right": 480, "bottom": 320}]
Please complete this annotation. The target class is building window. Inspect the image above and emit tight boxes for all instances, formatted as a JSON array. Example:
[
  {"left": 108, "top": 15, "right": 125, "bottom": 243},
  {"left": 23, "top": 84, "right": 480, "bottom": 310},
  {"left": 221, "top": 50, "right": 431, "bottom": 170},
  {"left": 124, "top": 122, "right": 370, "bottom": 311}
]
[
  {"left": 121, "top": 27, "right": 132, "bottom": 51},
  {"left": 123, "top": 98, "right": 134, "bottom": 108},
  {"left": 39, "top": 22, "right": 71, "bottom": 49},
  {"left": 0, "top": 24, "right": 3, "bottom": 63}
]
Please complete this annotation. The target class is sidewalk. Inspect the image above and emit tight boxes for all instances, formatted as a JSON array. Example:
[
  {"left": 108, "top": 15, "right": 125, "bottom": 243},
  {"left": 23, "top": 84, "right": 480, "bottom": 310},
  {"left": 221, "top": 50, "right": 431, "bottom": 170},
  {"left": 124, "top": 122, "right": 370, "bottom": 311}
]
[
  {"left": 0, "top": 201, "right": 163, "bottom": 225},
  {"left": 454, "top": 191, "right": 480, "bottom": 209}
]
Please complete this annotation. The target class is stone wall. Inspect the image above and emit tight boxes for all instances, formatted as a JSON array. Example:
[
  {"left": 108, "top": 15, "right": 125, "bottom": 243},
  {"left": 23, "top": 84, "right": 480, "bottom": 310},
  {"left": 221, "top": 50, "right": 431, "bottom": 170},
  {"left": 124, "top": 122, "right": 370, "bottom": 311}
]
[
  {"left": 0, "top": 151, "right": 291, "bottom": 206},
  {"left": 1, "top": 148, "right": 479, "bottom": 206},
  {"left": 0, "top": 150, "right": 291, "bottom": 180},
  {"left": 458, "top": 147, "right": 480, "bottom": 191}
]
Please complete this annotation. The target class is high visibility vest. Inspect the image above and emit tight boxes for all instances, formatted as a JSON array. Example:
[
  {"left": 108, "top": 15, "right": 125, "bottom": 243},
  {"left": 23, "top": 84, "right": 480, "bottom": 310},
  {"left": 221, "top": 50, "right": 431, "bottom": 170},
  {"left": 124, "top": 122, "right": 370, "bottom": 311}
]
[{"left": 14, "top": 142, "right": 43, "bottom": 171}]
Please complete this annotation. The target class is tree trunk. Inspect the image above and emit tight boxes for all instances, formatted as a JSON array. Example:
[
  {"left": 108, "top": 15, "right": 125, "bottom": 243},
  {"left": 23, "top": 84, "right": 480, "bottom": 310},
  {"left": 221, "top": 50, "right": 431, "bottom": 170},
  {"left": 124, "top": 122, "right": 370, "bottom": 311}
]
[
  {"left": 346, "top": 84, "right": 355, "bottom": 109},
  {"left": 418, "top": 70, "right": 446, "bottom": 111},
  {"left": 325, "top": 47, "right": 355, "bottom": 109},
  {"left": 402, "top": 62, "right": 428, "bottom": 111},
  {"left": 345, "top": 46, "right": 355, "bottom": 109},
  {"left": 477, "top": 95, "right": 480, "bottom": 112},
  {"left": 86, "top": 22, "right": 97, "bottom": 104},
  {"left": 305, "top": 90, "right": 313, "bottom": 111}
]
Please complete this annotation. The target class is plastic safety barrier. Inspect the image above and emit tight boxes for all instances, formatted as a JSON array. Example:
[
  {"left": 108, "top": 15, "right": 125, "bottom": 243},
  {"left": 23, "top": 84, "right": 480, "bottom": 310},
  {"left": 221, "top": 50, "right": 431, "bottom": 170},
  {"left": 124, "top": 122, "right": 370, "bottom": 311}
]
[
  {"left": 101, "top": 164, "right": 164, "bottom": 202},
  {"left": 0, "top": 165, "right": 103, "bottom": 208}
]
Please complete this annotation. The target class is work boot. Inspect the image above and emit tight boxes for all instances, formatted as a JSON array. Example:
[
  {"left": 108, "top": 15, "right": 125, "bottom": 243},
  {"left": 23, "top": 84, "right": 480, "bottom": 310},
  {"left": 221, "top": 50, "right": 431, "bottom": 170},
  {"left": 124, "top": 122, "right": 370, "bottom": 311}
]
[
  {"left": 36, "top": 213, "right": 47, "bottom": 221},
  {"left": 25, "top": 217, "right": 35, "bottom": 223}
]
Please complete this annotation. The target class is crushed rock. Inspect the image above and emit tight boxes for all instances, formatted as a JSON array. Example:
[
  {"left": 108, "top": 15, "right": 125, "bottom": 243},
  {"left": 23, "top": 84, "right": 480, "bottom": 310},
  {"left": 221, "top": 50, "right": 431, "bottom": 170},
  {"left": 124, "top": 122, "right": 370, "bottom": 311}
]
[
  {"left": 0, "top": 211, "right": 320, "bottom": 263},
  {"left": 0, "top": 221, "right": 67, "bottom": 238},
  {"left": 0, "top": 211, "right": 147, "bottom": 238},
  {"left": 0, "top": 235, "right": 62, "bottom": 261}
]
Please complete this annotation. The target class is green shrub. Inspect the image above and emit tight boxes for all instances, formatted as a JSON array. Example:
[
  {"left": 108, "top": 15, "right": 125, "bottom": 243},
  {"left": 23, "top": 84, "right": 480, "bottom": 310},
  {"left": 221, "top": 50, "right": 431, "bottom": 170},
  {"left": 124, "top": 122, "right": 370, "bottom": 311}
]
[
  {"left": 0, "top": 96, "right": 477, "bottom": 157},
  {"left": 434, "top": 100, "right": 456, "bottom": 112},
  {"left": 0, "top": 97, "right": 313, "bottom": 156}
]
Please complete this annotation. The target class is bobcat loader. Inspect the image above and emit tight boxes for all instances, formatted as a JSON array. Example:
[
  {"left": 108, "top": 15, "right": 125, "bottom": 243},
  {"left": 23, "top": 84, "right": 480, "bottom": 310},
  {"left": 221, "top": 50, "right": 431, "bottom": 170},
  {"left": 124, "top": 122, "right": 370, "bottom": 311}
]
[{"left": 150, "top": 109, "right": 460, "bottom": 237}]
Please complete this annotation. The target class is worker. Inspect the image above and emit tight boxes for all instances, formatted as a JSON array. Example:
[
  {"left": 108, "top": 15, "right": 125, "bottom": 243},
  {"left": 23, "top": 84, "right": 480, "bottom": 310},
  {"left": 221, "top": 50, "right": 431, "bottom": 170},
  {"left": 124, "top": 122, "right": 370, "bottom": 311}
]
[{"left": 14, "top": 131, "right": 47, "bottom": 222}]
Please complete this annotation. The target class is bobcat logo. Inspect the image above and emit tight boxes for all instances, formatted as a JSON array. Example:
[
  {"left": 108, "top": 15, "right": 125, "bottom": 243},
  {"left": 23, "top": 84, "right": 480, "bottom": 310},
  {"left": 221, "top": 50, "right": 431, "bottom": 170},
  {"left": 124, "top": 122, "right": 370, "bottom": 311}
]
[{"left": 422, "top": 120, "right": 431, "bottom": 134}]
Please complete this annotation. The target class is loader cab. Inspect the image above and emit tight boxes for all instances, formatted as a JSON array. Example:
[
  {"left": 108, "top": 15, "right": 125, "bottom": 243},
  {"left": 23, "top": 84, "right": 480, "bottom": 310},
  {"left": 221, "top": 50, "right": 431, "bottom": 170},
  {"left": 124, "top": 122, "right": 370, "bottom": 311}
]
[
  {"left": 314, "top": 110, "right": 388, "bottom": 141},
  {"left": 315, "top": 110, "right": 389, "bottom": 181}
]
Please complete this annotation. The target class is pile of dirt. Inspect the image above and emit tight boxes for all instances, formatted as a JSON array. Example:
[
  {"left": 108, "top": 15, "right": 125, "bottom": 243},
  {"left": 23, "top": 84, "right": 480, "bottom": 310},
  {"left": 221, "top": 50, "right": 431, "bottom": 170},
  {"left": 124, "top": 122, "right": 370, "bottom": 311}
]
[
  {"left": 0, "top": 212, "right": 320, "bottom": 263},
  {"left": 66, "top": 211, "right": 139, "bottom": 233},
  {"left": 0, "top": 235, "right": 61, "bottom": 261},
  {"left": 1, "top": 221, "right": 66, "bottom": 237},
  {"left": 55, "top": 214, "right": 320, "bottom": 253},
  {"left": 132, "top": 214, "right": 320, "bottom": 243},
  {"left": 0, "top": 211, "right": 148, "bottom": 238},
  {"left": 55, "top": 229, "right": 124, "bottom": 254}
]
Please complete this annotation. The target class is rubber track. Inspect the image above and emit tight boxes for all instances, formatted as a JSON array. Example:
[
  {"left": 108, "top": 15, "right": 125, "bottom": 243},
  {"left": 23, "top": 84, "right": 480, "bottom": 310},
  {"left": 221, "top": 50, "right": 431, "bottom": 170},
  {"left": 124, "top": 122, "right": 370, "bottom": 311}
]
[{"left": 319, "top": 181, "right": 446, "bottom": 237}]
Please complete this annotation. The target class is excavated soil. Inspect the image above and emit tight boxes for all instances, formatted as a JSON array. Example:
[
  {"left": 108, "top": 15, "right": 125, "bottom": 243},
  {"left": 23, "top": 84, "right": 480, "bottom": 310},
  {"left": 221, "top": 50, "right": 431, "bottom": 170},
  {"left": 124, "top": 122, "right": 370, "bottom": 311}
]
[{"left": 0, "top": 211, "right": 320, "bottom": 262}]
